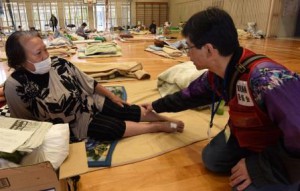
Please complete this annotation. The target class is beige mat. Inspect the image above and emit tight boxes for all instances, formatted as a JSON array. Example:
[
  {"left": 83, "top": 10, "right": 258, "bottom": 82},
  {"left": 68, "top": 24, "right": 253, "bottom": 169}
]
[
  {"left": 119, "top": 35, "right": 155, "bottom": 43},
  {"left": 73, "top": 61, "right": 151, "bottom": 82},
  {"left": 89, "top": 80, "right": 228, "bottom": 170}
]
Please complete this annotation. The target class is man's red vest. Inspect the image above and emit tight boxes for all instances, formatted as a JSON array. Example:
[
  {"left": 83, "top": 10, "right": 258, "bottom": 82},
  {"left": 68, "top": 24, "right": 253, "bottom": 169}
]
[{"left": 209, "top": 49, "right": 282, "bottom": 152}]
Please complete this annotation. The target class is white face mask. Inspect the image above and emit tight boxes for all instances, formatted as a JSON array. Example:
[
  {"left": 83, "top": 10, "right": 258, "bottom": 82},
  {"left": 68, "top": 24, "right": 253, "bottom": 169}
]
[{"left": 28, "top": 57, "right": 52, "bottom": 74}]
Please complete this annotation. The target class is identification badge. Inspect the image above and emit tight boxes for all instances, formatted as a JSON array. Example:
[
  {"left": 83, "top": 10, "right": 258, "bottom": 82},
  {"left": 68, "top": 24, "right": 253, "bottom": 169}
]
[{"left": 236, "top": 80, "right": 254, "bottom": 106}]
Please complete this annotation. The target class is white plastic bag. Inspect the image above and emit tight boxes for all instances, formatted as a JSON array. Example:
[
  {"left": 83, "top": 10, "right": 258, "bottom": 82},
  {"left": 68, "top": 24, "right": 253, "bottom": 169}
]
[{"left": 0, "top": 158, "right": 20, "bottom": 169}]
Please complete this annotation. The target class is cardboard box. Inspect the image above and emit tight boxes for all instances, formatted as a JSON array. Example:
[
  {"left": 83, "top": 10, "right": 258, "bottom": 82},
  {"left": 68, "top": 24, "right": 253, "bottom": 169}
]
[
  {"left": 0, "top": 162, "right": 60, "bottom": 191},
  {"left": 0, "top": 142, "right": 89, "bottom": 191}
]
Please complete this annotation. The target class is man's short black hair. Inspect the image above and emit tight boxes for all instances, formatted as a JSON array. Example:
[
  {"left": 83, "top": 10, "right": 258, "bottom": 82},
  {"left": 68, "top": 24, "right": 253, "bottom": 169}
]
[{"left": 182, "top": 7, "right": 239, "bottom": 56}]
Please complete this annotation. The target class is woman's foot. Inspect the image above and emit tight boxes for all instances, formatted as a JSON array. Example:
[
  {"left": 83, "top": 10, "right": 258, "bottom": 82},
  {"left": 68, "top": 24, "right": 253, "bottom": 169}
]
[{"left": 155, "top": 121, "right": 185, "bottom": 133}]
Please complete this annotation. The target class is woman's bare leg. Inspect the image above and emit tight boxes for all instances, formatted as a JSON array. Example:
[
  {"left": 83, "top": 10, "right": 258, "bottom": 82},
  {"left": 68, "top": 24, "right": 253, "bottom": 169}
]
[{"left": 123, "top": 121, "right": 184, "bottom": 138}]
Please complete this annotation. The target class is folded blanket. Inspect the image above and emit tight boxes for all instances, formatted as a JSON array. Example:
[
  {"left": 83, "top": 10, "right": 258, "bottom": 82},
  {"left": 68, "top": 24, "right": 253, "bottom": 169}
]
[
  {"left": 78, "top": 43, "right": 122, "bottom": 58},
  {"left": 73, "top": 61, "right": 150, "bottom": 82},
  {"left": 48, "top": 37, "right": 73, "bottom": 47},
  {"left": 148, "top": 45, "right": 163, "bottom": 51},
  {"left": 85, "top": 43, "right": 118, "bottom": 56},
  {"left": 145, "top": 46, "right": 185, "bottom": 59},
  {"left": 47, "top": 47, "right": 77, "bottom": 57},
  {"left": 157, "top": 61, "right": 207, "bottom": 97},
  {"left": 162, "top": 46, "right": 183, "bottom": 57},
  {"left": 66, "top": 33, "right": 85, "bottom": 41},
  {"left": 119, "top": 35, "right": 155, "bottom": 42},
  {"left": 145, "top": 47, "right": 172, "bottom": 59},
  {"left": 130, "top": 30, "right": 151, "bottom": 35},
  {"left": 72, "top": 39, "right": 103, "bottom": 44}
]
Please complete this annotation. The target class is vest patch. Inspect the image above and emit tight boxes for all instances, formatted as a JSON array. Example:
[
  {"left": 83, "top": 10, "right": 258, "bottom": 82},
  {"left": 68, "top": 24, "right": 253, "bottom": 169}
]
[{"left": 236, "top": 80, "right": 254, "bottom": 106}]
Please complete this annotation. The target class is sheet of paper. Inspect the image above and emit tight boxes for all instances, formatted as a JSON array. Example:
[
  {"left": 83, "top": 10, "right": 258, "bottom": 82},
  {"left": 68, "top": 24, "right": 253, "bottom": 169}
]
[
  {"left": 0, "top": 128, "right": 33, "bottom": 153},
  {"left": 17, "top": 122, "right": 52, "bottom": 152},
  {"left": 0, "top": 117, "right": 52, "bottom": 153}
]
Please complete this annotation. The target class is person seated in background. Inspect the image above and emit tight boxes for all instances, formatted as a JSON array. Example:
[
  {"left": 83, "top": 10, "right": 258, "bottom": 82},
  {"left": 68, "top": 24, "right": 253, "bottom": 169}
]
[
  {"left": 29, "top": 27, "right": 36, "bottom": 31},
  {"left": 164, "top": 21, "right": 171, "bottom": 27},
  {"left": 142, "top": 7, "right": 300, "bottom": 191},
  {"left": 3, "top": 31, "right": 184, "bottom": 143},
  {"left": 149, "top": 20, "right": 157, "bottom": 34},
  {"left": 163, "top": 21, "right": 171, "bottom": 35},
  {"left": 178, "top": 21, "right": 186, "bottom": 30},
  {"left": 76, "top": 22, "right": 88, "bottom": 39}
]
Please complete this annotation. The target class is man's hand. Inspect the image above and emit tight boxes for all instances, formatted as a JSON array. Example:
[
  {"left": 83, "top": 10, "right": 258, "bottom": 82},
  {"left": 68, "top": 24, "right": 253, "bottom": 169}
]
[
  {"left": 230, "top": 158, "right": 252, "bottom": 191},
  {"left": 141, "top": 103, "right": 153, "bottom": 113}
]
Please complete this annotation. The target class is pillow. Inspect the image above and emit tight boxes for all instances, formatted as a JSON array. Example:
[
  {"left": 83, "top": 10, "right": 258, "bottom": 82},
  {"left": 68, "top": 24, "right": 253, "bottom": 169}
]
[{"left": 21, "top": 123, "right": 70, "bottom": 170}]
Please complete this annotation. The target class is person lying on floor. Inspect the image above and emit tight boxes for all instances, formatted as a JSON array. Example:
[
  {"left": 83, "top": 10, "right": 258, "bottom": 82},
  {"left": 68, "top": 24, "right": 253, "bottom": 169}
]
[{"left": 3, "top": 31, "right": 184, "bottom": 142}]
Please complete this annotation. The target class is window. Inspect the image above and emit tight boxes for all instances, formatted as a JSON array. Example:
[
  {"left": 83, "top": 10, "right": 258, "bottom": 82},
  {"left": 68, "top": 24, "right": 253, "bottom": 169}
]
[
  {"left": 95, "top": 0, "right": 131, "bottom": 31},
  {"left": 108, "top": 1, "right": 116, "bottom": 29},
  {"left": 32, "top": 2, "right": 58, "bottom": 31},
  {"left": 64, "top": 2, "right": 88, "bottom": 30},
  {"left": 121, "top": 2, "right": 130, "bottom": 28},
  {"left": 0, "top": 0, "right": 131, "bottom": 33},
  {"left": 95, "top": 3, "right": 106, "bottom": 31},
  {"left": 136, "top": 2, "right": 168, "bottom": 28},
  {"left": 1, "top": 1, "right": 28, "bottom": 33}
]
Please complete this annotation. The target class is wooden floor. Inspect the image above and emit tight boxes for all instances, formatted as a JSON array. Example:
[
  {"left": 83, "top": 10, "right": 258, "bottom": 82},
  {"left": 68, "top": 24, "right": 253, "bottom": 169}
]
[
  {"left": 76, "top": 37, "right": 300, "bottom": 191},
  {"left": 1, "top": 36, "right": 300, "bottom": 191}
]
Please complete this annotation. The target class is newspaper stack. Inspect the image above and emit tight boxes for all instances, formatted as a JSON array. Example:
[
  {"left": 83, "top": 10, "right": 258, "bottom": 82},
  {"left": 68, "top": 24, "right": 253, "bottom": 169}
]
[{"left": 0, "top": 117, "right": 52, "bottom": 153}]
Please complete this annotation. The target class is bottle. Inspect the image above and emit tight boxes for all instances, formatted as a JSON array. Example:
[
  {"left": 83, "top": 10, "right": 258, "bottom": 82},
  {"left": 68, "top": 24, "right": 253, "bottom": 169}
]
[{"left": 216, "top": 99, "right": 225, "bottom": 115}]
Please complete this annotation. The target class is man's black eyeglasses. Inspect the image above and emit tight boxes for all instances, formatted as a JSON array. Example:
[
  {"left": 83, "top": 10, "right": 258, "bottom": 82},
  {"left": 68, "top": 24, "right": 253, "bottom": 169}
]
[{"left": 184, "top": 45, "right": 196, "bottom": 53}]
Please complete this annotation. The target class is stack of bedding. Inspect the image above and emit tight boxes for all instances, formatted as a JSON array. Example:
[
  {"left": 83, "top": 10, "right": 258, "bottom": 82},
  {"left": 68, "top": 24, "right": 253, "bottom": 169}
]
[{"left": 77, "top": 42, "right": 122, "bottom": 58}]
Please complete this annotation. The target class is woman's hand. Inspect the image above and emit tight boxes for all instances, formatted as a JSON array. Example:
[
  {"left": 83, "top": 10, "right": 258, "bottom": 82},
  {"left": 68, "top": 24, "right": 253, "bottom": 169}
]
[
  {"left": 94, "top": 83, "right": 129, "bottom": 107},
  {"left": 230, "top": 158, "right": 252, "bottom": 191},
  {"left": 109, "top": 94, "right": 129, "bottom": 107}
]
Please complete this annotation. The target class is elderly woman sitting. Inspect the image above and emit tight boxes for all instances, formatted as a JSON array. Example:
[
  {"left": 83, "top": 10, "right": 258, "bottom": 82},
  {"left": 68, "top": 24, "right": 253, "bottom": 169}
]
[{"left": 3, "top": 31, "right": 184, "bottom": 142}]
